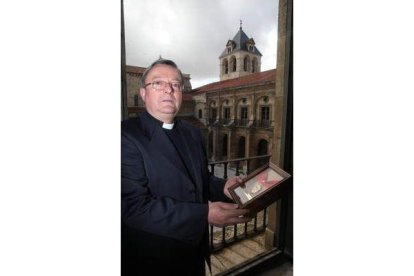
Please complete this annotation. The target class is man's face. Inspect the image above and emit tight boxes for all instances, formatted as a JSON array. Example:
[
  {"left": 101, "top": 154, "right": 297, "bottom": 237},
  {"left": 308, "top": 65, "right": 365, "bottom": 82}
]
[{"left": 140, "top": 64, "right": 183, "bottom": 123}]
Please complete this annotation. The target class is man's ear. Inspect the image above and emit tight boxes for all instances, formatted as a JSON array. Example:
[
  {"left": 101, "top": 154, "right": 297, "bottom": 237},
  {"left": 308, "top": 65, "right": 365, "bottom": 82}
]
[{"left": 139, "top": 88, "right": 146, "bottom": 103}]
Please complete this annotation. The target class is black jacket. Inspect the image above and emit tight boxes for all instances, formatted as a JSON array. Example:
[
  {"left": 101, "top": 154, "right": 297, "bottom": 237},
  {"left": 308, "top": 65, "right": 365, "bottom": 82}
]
[{"left": 121, "top": 112, "right": 226, "bottom": 275}]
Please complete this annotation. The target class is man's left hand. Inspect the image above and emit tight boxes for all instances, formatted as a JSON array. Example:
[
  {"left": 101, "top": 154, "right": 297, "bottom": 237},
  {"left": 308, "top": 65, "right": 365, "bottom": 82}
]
[{"left": 223, "top": 176, "right": 243, "bottom": 199}]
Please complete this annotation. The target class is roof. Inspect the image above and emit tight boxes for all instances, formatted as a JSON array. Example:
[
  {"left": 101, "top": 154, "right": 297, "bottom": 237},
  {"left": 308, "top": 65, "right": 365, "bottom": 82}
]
[
  {"left": 191, "top": 69, "right": 276, "bottom": 94},
  {"left": 182, "top": 93, "right": 194, "bottom": 101},
  {"left": 219, "top": 27, "right": 263, "bottom": 58}
]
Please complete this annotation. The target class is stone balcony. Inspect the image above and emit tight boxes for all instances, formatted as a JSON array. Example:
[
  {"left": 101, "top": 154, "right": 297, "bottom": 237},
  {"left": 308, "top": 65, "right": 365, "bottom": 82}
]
[
  {"left": 209, "top": 233, "right": 267, "bottom": 274},
  {"left": 207, "top": 232, "right": 293, "bottom": 275}
]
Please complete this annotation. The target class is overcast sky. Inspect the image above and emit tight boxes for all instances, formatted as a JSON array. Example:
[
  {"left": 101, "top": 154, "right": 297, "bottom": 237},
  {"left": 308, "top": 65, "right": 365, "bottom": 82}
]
[{"left": 124, "top": 0, "right": 278, "bottom": 89}]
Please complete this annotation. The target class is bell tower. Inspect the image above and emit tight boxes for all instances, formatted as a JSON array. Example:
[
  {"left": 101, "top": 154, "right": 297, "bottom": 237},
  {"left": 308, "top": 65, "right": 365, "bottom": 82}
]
[{"left": 219, "top": 21, "right": 262, "bottom": 81}]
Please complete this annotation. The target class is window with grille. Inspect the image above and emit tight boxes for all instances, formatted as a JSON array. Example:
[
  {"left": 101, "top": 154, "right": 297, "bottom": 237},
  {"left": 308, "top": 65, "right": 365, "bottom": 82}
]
[
  {"left": 261, "top": 106, "right": 270, "bottom": 120},
  {"left": 241, "top": 107, "right": 248, "bottom": 119},
  {"left": 224, "top": 108, "right": 230, "bottom": 119},
  {"left": 240, "top": 107, "right": 248, "bottom": 126},
  {"left": 260, "top": 106, "right": 270, "bottom": 127}
]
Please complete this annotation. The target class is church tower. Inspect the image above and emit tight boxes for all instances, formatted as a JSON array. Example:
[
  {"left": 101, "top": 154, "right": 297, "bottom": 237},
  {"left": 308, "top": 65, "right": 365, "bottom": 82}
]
[{"left": 219, "top": 22, "right": 262, "bottom": 81}]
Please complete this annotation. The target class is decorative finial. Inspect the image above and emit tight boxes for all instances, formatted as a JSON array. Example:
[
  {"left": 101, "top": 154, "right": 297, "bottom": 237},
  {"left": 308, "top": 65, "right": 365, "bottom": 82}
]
[{"left": 240, "top": 19, "right": 242, "bottom": 29}]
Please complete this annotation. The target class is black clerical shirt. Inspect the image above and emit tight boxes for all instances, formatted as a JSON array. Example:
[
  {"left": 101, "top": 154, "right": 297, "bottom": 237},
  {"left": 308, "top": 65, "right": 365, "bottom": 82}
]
[{"left": 145, "top": 112, "right": 197, "bottom": 188}]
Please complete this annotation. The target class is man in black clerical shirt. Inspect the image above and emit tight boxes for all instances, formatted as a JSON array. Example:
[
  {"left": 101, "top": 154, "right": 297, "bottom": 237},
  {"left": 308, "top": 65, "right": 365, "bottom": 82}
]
[{"left": 121, "top": 59, "right": 251, "bottom": 275}]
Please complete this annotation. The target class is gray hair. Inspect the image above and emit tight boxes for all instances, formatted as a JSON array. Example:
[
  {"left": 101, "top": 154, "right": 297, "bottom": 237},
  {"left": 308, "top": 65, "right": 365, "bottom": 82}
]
[{"left": 140, "top": 59, "right": 184, "bottom": 87}]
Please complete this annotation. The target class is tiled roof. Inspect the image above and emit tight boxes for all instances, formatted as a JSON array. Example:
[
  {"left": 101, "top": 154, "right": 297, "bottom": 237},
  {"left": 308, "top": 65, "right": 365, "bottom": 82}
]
[
  {"left": 219, "top": 27, "right": 262, "bottom": 58},
  {"left": 191, "top": 69, "right": 276, "bottom": 94},
  {"left": 182, "top": 93, "right": 194, "bottom": 101}
]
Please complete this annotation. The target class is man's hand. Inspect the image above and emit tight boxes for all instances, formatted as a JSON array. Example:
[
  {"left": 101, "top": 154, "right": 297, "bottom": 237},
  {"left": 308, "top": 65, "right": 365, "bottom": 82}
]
[
  {"left": 223, "top": 176, "right": 244, "bottom": 199},
  {"left": 208, "top": 202, "right": 252, "bottom": 227}
]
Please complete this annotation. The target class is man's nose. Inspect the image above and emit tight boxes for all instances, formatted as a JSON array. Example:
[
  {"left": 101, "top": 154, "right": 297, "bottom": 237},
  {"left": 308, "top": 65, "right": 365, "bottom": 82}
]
[{"left": 164, "top": 83, "right": 173, "bottom": 94}]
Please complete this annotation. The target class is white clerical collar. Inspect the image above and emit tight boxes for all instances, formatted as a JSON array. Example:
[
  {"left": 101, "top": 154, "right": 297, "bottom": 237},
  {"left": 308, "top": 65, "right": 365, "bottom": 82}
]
[{"left": 162, "top": 122, "right": 175, "bottom": 130}]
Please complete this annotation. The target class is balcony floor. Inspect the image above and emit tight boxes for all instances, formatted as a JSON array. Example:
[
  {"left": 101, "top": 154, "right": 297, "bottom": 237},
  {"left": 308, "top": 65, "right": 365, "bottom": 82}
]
[
  {"left": 206, "top": 233, "right": 293, "bottom": 276},
  {"left": 209, "top": 233, "right": 267, "bottom": 275}
]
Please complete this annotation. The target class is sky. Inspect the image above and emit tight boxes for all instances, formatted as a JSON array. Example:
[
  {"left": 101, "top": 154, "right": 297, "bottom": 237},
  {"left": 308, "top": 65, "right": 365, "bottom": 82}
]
[{"left": 124, "top": 0, "right": 278, "bottom": 89}]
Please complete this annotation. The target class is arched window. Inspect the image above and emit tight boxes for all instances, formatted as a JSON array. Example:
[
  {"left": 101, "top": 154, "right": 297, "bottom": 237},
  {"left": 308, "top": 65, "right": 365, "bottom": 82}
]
[
  {"left": 211, "top": 108, "right": 217, "bottom": 119},
  {"left": 223, "top": 107, "right": 230, "bottom": 120},
  {"left": 209, "top": 107, "right": 217, "bottom": 124},
  {"left": 260, "top": 106, "right": 270, "bottom": 127},
  {"left": 252, "top": 59, "right": 257, "bottom": 73},
  {"left": 223, "top": 59, "right": 228, "bottom": 74},
  {"left": 243, "top": 56, "right": 250, "bottom": 71},
  {"left": 230, "top": 56, "right": 237, "bottom": 72},
  {"left": 198, "top": 109, "right": 203, "bottom": 119},
  {"left": 240, "top": 106, "right": 248, "bottom": 126},
  {"left": 257, "top": 139, "right": 268, "bottom": 156}
]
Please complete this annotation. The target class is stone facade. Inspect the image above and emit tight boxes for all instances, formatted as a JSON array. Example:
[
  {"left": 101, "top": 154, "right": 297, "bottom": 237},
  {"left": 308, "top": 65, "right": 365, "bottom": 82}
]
[
  {"left": 193, "top": 93, "right": 207, "bottom": 125},
  {"left": 192, "top": 70, "right": 276, "bottom": 164},
  {"left": 126, "top": 66, "right": 145, "bottom": 112},
  {"left": 220, "top": 51, "right": 262, "bottom": 81}
]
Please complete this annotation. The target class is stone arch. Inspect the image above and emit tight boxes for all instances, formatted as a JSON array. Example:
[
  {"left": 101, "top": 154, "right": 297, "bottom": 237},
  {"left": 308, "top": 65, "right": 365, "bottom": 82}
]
[
  {"left": 257, "top": 139, "right": 269, "bottom": 166},
  {"left": 257, "top": 139, "right": 268, "bottom": 155},
  {"left": 236, "top": 97, "right": 251, "bottom": 107},
  {"left": 254, "top": 95, "right": 271, "bottom": 106}
]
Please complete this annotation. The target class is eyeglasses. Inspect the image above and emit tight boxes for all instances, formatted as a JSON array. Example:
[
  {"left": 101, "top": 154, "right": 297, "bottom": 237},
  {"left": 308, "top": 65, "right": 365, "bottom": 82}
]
[{"left": 144, "top": 80, "right": 183, "bottom": 92}]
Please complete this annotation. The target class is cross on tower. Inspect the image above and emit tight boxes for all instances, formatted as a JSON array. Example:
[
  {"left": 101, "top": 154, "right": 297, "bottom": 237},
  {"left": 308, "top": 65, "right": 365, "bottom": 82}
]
[{"left": 240, "top": 19, "right": 242, "bottom": 29}]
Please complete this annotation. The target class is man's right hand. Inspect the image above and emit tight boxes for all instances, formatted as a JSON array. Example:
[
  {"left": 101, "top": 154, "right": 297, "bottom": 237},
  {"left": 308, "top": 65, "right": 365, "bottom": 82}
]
[{"left": 208, "top": 202, "right": 252, "bottom": 227}]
